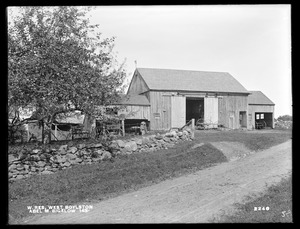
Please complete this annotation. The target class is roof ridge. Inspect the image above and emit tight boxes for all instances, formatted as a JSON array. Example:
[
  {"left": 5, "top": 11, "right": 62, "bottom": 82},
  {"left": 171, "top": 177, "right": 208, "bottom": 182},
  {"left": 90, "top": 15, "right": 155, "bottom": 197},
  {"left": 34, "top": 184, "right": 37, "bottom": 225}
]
[{"left": 137, "top": 67, "right": 229, "bottom": 74}]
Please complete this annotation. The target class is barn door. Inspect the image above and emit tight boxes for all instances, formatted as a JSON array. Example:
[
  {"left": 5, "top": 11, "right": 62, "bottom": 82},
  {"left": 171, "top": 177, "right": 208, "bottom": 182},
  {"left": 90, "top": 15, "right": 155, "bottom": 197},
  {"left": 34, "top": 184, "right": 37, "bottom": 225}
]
[
  {"left": 204, "top": 97, "right": 218, "bottom": 128},
  {"left": 171, "top": 95, "right": 186, "bottom": 128}
]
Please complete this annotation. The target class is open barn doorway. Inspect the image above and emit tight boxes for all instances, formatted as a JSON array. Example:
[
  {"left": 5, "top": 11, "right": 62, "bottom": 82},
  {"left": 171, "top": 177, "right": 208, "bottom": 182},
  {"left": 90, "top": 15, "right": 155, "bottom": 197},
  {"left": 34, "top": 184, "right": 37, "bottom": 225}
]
[
  {"left": 186, "top": 97, "right": 204, "bottom": 123},
  {"left": 255, "top": 112, "right": 273, "bottom": 129}
]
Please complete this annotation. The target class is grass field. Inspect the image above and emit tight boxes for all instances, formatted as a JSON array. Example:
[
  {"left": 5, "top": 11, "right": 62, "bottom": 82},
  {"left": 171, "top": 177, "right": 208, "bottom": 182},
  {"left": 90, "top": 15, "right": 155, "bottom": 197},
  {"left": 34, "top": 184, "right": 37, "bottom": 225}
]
[
  {"left": 8, "top": 129, "right": 292, "bottom": 222},
  {"left": 212, "top": 175, "right": 293, "bottom": 223}
]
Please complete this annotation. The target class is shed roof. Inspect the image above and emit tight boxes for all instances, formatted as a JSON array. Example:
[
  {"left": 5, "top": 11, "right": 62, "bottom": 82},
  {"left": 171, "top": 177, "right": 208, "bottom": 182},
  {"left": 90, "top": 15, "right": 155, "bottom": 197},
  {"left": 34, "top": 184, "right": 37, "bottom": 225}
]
[
  {"left": 55, "top": 111, "right": 85, "bottom": 124},
  {"left": 136, "top": 68, "right": 249, "bottom": 94},
  {"left": 115, "top": 94, "right": 150, "bottom": 106},
  {"left": 248, "top": 91, "right": 275, "bottom": 105}
]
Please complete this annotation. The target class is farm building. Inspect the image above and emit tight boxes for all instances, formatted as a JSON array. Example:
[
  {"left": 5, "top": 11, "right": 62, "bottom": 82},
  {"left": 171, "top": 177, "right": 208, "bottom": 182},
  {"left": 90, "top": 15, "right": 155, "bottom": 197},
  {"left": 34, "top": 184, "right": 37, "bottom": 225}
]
[
  {"left": 248, "top": 91, "right": 275, "bottom": 129},
  {"left": 123, "top": 67, "right": 275, "bottom": 130}
]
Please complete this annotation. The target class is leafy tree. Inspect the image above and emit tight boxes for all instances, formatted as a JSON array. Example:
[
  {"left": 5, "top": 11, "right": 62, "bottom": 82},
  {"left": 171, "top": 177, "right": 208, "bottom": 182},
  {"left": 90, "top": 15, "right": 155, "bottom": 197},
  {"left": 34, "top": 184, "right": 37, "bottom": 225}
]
[
  {"left": 8, "top": 6, "right": 126, "bottom": 143},
  {"left": 277, "top": 115, "right": 292, "bottom": 122}
]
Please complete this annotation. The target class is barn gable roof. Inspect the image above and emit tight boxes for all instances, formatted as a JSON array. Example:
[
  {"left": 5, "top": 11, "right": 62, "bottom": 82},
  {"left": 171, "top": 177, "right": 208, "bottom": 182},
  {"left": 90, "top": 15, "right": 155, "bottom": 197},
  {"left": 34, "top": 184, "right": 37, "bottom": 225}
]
[
  {"left": 248, "top": 91, "right": 275, "bottom": 105},
  {"left": 136, "top": 68, "right": 249, "bottom": 94}
]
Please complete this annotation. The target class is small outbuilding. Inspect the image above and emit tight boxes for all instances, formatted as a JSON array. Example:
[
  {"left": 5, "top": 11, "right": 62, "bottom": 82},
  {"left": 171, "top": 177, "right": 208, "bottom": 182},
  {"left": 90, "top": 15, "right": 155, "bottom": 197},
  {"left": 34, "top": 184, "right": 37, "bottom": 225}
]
[{"left": 248, "top": 91, "right": 275, "bottom": 129}]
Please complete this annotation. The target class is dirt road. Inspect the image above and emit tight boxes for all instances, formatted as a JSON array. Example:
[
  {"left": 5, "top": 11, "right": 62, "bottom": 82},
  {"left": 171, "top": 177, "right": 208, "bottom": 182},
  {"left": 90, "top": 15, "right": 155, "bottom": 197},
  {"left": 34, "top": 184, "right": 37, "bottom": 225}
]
[{"left": 24, "top": 140, "right": 292, "bottom": 224}]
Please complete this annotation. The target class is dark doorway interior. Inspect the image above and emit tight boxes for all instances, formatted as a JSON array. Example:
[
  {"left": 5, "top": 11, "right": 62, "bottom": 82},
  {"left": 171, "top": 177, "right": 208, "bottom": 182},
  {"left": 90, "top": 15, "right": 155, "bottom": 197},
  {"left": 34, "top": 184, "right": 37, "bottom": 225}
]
[
  {"left": 239, "top": 111, "right": 247, "bottom": 128},
  {"left": 186, "top": 98, "right": 204, "bottom": 123},
  {"left": 255, "top": 112, "right": 273, "bottom": 129}
]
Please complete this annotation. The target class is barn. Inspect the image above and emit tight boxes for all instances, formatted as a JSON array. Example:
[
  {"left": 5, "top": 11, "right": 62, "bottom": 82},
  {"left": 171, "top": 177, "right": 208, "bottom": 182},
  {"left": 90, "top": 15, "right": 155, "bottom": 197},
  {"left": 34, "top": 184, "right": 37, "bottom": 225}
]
[
  {"left": 123, "top": 68, "right": 275, "bottom": 131},
  {"left": 248, "top": 91, "right": 275, "bottom": 129}
]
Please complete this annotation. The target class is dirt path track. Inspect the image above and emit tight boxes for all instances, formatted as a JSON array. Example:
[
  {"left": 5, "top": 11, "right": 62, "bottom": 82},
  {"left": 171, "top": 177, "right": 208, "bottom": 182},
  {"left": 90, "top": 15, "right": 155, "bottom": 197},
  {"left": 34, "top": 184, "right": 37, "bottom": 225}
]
[{"left": 25, "top": 140, "right": 292, "bottom": 224}]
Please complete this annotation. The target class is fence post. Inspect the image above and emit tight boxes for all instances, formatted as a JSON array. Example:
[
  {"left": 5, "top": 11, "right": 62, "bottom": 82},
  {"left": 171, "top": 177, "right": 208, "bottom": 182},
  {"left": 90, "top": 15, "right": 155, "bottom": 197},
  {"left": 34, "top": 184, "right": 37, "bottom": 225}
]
[
  {"left": 191, "top": 118, "right": 195, "bottom": 139},
  {"left": 54, "top": 124, "right": 58, "bottom": 140},
  {"left": 121, "top": 119, "right": 125, "bottom": 136}
]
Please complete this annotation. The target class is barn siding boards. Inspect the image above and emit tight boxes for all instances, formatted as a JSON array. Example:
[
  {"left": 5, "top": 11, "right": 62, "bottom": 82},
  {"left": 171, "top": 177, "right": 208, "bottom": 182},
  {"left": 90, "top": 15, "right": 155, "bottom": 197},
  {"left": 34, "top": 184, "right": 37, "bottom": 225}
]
[
  {"left": 171, "top": 95, "right": 186, "bottom": 128},
  {"left": 118, "top": 105, "right": 150, "bottom": 120},
  {"left": 218, "top": 95, "right": 248, "bottom": 129},
  {"left": 204, "top": 97, "right": 218, "bottom": 128},
  {"left": 127, "top": 70, "right": 149, "bottom": 95},
  {"left": 248, "top": 105, "right": 275, "bottom": 129},
  {"left": 149, "top": 91, "right": 171, "bottom": 130}
]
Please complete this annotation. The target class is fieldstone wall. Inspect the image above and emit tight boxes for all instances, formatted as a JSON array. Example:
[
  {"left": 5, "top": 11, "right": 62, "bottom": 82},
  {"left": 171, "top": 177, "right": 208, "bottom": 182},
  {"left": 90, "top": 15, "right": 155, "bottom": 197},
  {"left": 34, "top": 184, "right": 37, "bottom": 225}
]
[{"left": 8, "top": 128, "right": 193, "bottom": 182}]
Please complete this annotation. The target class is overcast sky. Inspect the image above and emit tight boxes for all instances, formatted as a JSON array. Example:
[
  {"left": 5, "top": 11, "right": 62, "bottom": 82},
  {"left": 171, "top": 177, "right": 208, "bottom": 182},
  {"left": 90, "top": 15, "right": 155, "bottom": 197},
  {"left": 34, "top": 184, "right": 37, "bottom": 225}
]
[{"left": 88, "top": 5, "right": 291, "bottom": 117}]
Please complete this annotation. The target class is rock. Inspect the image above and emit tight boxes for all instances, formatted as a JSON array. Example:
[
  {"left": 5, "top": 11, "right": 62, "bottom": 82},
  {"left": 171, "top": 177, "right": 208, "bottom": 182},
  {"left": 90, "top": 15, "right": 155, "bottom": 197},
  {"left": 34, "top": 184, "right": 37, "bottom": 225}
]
[
  {"left": 15, "top": 175, "right": 25, "bottom": 180},
  {"left": 41, "top": 170, "right": 53, "bottom": 175},
  {"left": 124, "top": 141, "right": 137, "bottom": 152},
  {"left": 66, "top": 153, "right": 77, "bottom": 161},
  {"left": 39, "top": 154, "right": 46, "bottom": 161},
  {"left": 142, "top": 137, "right": 150, "bottom": 145},
  {"left": 92, "top": 157, "right": 101, "bottom": 162},
  {"left": 9, "top": 164, "right": 17, "bottom": 170},
  {"left": 116, "top": 140, "right": 125, "bottom": 148},
  {"left": 8, "top": 155, "right": 18, "bottom": 163},
  {"left": 163, "top": 137, "right": 171, "bottom": 142},
  {"left": 74, "top": 158, "right": 83, "bottom": 164},
  {"left": 184, "top": 127, "right": 192, "bottom": 133},
  {"left": 45, "top": 148, "right": 52, "bottom": 154},
  {"left": 58, "top": 145, "right": 68, "bottom": 155},
  {"left": 16, "top": 165, "right": 24, "bottom": 171},
  {"left": 59, "top": 150, "right": 67, "bottom": 155},
  {"left": 19, "top": 153, "right": 27, "bottom": 161},
  {"left": 136, "top": 139, "right": 143, "bottom": 145},
  {"left": 177, "top": 131, "right": 183, "bottom": 137},
  {"left": 165, "top": 130, "right": 177, "bottom": 138},
  {"left": 37, "top": 161, "right": 46, "bottom": 167},
  {"left": 59, "top": 145, "right": 68, "bottom": 151},
  {"left": 100, "top": 151, "right": 112, "bottom": 160},
  {"left": 31, "top": 149, "right": 42, "bottom": 154},
  {"left": 77, "top": 144, "right": 86, "bottom": 149},
  {"left": 30, "top": 167, "right": 37, "bottom": 172},
  {"left": 51, "top": 167, "right": 59, "bottom": 172},
  {"left": 31, "top": 155, "right": 40, "bottom": 161},
  {"left": 94, "top": 143, "right": 103, "bottom": 148},
  {"left": 67, "top": 146, "right": 77, "bottom": 154},
  {"left": 183, "top": 130, "right": 188, "bottom": 136},
  {"left": 56, "top": 156, "right": 66, "bottom": 164},
  {"left": 62, "top": 161, "right": 71, "bottom": 167},
  {"left": 155, "top": 134, "right": 163, "bottom": 140},
  {"left": 24, "top": 165, "right": 30, "bottom": 170},
  {"left": 88, "top": 143, "right": 103, "bottom": 148}
]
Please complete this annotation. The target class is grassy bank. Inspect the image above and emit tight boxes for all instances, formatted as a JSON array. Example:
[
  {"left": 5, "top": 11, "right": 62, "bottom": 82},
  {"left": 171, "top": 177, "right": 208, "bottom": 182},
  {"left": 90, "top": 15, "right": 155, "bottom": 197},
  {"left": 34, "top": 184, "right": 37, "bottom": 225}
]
[
  {"left": 9, "top": 129, "right": 292, "bottom": 222},
  {"left": 193, "top": 129, "right": 292, "bottom": 151},
  {"left": 212, "top": 175, "right": 292, "bottom": 223},
  {"left": 9, "top": 141, "right": 227, "bottom": 221}
]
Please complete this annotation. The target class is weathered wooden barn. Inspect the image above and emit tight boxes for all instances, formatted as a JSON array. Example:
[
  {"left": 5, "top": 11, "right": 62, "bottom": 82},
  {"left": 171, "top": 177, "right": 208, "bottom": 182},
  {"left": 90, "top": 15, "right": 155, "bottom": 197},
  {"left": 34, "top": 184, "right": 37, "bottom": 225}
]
[
  {"left": 122, "top": 68, "right": 275, "bottom": 130},
  {"left": 247, "top": 91, "right": 275, "bottom": 129}
]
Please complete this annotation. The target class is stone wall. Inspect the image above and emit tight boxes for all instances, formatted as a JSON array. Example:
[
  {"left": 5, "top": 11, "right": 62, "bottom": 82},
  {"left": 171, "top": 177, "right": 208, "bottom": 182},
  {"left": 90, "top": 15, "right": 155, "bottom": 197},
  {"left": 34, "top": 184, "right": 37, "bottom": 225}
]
[{"left": 8, "top": 128, "right": 193, "bottom": 182}]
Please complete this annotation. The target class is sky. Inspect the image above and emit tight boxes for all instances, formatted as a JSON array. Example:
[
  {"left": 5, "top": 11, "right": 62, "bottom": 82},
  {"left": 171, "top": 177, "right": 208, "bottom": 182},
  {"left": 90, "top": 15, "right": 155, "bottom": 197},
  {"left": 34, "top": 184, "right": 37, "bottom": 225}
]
[{"left": 88, "top": 5, "right": 291, "bottom": 118}]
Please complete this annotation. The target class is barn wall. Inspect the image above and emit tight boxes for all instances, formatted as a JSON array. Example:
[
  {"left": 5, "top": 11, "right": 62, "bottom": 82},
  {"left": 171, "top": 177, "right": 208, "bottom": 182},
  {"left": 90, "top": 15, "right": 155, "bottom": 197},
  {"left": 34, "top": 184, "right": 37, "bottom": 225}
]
[
  {"left": 248, "top": 105, "right": 275, "bottom": 129},
  {"left": 127, "top": 71, "right": 149, "bottom": 95},
  {"left": 149, "top": 91, "right": 171, "bottom": 130},
  {"left": 218, "top": 95, "right": 248, "bottom": 129},
  {"left": 204, "top": 97, "right": 218, "bottom": 128},
  {"left": 118, "top": 105, "right": 150, "bottom": 120}
]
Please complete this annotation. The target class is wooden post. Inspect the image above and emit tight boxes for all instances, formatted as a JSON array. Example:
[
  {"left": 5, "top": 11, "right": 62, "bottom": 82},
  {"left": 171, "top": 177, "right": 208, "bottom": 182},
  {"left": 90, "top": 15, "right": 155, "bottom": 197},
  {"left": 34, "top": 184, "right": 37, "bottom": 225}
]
[
  {"left": 122, "top": 119, "right": 125, "bottom": 136},
  {"left": 54, "top": 124, "right": 58, "bottom": 141},
  {"left": 191, "top": 118, "right": 195, "bottom": 139},
  {"left": 26, "top": 124, "right": 30, "bottom": 142}
]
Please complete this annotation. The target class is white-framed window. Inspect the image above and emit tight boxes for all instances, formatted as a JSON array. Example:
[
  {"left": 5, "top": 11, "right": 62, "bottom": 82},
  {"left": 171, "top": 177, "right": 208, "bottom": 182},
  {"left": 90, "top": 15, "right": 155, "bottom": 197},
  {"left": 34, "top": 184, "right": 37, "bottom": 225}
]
[
  {"left": 256, "top": 114, "right": 260, "bottom": 120},
  {"left": 261, "top": 114, "right": 264, "bottom": 119}
]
